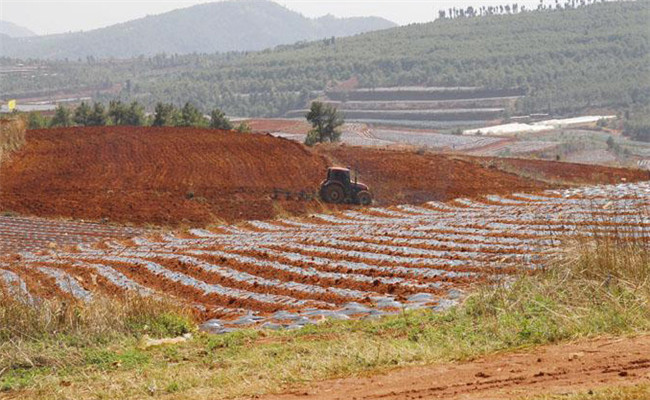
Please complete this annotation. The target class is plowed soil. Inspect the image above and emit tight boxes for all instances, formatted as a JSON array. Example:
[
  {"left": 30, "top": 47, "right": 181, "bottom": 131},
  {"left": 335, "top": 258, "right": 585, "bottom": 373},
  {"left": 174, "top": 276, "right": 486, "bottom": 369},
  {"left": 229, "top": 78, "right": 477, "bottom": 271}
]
[
  {"left": 321, "top": 146, "right": 647, "bottom": 205},
  {"left": 473, "top": 156, "right": 650, "bottom": 185},
  {"left": 263, "top": 335, "right": 650, "bottom": 400},
  {"left": 246, "top": 119, "right": 312, "bottom": 135},
  {"left": 0, "top": 127, "right": 327, "bottom": 226},
  {"left": 1, "top": 127, "right": 647, "bottom": 227}
]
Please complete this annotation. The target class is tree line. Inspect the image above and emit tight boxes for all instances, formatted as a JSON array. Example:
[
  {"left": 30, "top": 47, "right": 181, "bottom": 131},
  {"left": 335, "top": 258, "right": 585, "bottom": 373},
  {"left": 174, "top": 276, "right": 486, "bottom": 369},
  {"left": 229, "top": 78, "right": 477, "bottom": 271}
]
[
  {"left": 437, "top": 0, "right": 606, "bottom": 19},
  {"left": 25, "top": 101, "right": 251, "bottom": 132}
]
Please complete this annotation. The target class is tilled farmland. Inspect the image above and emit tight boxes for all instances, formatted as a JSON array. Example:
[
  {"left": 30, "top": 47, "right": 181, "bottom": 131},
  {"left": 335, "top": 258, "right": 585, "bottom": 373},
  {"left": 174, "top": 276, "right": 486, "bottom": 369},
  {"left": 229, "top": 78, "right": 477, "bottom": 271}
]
[
  {"left": 2, "top": 181, "right": 647, "bottom": 333},
  {"left": 4, "top": 126, "right": 648, "bottom": 228},
  {"left": 0, "top": 215, "right": 143, "bottom": 253}
]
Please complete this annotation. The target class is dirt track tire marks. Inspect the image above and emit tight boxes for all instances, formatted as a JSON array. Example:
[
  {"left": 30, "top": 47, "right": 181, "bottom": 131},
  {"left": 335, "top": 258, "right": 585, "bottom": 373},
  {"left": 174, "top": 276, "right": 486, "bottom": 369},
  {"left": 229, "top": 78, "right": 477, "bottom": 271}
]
[{"left": 261, "top": 335, "right": 650, "bottom": 400}]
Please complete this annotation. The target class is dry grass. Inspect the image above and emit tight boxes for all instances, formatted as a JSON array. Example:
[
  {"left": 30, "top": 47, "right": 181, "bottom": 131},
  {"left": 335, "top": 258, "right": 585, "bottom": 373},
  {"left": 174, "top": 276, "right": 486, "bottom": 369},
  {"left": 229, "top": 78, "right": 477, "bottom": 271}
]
[
  {"left": 0, "top": 118, "right": 26, "bottom": 162},
  {"left": 0, "top": 292, "right": 195, "bottom": 379},
  {"left": 0, "top": 292, "right": 195, "bottom": 342}
]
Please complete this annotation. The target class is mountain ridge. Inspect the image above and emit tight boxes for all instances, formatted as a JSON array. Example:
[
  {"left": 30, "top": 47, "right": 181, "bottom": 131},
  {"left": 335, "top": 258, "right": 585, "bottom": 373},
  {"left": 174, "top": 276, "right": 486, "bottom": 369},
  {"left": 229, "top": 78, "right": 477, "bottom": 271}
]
[
  {"left": 0, "top": 20, "right": 37, "bottom": 38},
  {"left": 0, "top": 0, "right": 396, "bottom": 59}
]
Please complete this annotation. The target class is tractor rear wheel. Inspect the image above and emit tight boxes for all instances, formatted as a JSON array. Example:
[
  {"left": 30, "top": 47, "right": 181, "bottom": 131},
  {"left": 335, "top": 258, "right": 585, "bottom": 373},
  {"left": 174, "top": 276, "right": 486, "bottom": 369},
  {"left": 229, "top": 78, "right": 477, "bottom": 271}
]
[
  {"left": 322, "top": 184, "right": 345, "bottom": 204},
  {"left": 357, "top": 190, "right": 372, "bottom": 206}
]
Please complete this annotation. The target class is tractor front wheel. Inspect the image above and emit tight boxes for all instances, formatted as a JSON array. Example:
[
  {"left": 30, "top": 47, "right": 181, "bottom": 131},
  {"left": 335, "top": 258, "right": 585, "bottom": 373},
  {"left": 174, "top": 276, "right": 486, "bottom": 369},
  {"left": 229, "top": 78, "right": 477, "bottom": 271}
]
[
  {"left": 357, "top": 190, "right": 372, "bottom": 206},
  {"left": 322, "top": 184, "right": 345, "bottom": 204}
]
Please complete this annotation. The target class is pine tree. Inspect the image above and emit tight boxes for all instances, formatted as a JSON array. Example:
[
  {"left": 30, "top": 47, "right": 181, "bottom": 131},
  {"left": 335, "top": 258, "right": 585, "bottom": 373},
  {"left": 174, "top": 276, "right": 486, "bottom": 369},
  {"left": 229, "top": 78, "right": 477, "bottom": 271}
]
[
  {"left": 50, "top": 105, "right": 72, "bottom": 127},
  {"left": 209, "top": 108, "right": 232, "bottom": 130},
  {"left": 304, "top": 101, "right": 344, "bottom": 146},
  {"left": 73, "top": 102, "right": 91, "bottom": 126},
  {"left": 152, "top": 103, "right": 177, "bottom": 127},
  {"left": 87, "top": 102, "right": 107, "bottom": 126}
]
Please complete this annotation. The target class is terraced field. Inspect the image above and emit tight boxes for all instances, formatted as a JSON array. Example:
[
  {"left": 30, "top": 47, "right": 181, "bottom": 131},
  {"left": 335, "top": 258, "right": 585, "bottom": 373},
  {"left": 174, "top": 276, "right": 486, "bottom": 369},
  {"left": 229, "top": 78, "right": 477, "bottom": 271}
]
[{"left": 2, "top": 181, "right": 647, "bottom": 333}]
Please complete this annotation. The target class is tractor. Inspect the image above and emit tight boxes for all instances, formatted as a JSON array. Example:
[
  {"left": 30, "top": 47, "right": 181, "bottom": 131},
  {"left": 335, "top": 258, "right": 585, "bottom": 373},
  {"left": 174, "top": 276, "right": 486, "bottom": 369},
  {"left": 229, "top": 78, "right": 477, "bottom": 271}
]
[{"left": 320, "top": 167, "right": 372, "bottom": 205}]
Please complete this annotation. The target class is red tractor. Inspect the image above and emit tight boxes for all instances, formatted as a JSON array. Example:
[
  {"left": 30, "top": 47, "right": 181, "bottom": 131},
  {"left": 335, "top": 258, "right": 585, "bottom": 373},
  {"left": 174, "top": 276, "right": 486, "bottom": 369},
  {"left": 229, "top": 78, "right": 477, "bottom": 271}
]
[{"left": 320, "top": 167, "right": 372, "bottom": 205}]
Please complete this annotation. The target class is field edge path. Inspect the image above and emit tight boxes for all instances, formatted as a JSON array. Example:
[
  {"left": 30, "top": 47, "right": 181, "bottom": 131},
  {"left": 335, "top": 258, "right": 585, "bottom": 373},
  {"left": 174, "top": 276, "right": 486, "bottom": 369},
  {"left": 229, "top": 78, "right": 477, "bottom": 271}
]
[{"left": 261, "top": 335, "right": 650, "bottom": 400}]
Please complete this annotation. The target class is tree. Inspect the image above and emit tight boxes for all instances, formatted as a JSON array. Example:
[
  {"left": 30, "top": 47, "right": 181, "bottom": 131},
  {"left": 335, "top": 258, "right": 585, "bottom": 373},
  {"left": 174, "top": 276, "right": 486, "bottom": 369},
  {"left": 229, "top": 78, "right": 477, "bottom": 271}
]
[
  {"left": 27, "top": 112, "right": 49, "bottom": 129},
  {"left": 50, "top": 105, "right": 72, "bottom": 127},
  {"left": 86, "top": 102, "right": 107, "bottom": 126},
  {"left": 125, "top": 101, "right": 146, "bottom": 126},
  {"left": 304, "top": 101, "right": 344, "bottom": 146},
  {"left": 179, "top": 102, "right": 206, "bottom": 127},
  {"left": 109, "top": 100, "right": 145, "bottom": 126},
  {"left": 209, "top": 108, "right": 233, "bottom": 130},
  {"left": 108, "top": 100, "right": 128, "bottom": 125},
  {"left": 152, "top": 102, "right": 177, "bottom": 127},
  {"left": 74, "top": 102, "right": 92, "bottom": 126},
  {"left": 87, "top": 102, "right": 107, "bottom": 126}
]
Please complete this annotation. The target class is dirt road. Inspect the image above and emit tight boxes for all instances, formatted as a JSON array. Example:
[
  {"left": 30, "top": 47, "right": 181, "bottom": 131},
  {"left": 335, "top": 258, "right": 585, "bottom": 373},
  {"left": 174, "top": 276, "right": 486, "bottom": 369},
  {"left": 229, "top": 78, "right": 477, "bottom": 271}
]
[{"left": 263, "top": 335, "right": 650, "bottom": 400}]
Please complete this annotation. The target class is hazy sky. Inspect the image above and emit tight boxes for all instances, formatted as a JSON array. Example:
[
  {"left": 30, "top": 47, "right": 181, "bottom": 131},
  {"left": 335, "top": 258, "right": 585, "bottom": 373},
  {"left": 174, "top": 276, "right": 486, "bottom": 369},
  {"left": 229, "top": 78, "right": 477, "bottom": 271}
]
[{"left": 2, "top": 0, "right": 545, "bottom": 35}]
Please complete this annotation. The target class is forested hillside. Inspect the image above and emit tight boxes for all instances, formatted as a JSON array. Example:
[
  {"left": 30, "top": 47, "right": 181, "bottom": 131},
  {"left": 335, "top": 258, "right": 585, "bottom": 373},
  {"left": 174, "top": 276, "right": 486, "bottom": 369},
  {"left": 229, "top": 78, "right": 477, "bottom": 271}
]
[
  {"left": 0, "top": 0, "right": 395, "bottom": 59},
  {"left": 1, "top": 0, "right": 648, "bottom": 117}
]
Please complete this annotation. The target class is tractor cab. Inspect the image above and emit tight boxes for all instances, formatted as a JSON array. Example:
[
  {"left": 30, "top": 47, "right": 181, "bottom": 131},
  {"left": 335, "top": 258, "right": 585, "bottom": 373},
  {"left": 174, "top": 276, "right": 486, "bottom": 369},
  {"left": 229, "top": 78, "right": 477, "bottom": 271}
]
[
  {"left": 326, "top": 167, "right": 351, "bottom": 185},
  {"left": 320, "top": 167, "right": 372, "bottom": 205}
]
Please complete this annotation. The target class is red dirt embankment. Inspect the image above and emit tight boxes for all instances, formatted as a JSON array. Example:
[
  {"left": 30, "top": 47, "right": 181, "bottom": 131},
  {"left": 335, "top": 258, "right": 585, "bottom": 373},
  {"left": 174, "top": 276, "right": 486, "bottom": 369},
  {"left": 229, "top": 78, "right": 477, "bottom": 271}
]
[
  {"left": 1, "top": 127, "right": 647, "bottom": 227},
  {"left": 322, "top": 146, "right": 648, "bottom": 206},
  {"left": 246, "top": 119, "right": 312, "bottom": 135},
  {"left": 324, "top": 147, "right": 549, "bottom": 205},
  {"left": 0, "top": 127, "right": 327, "bottom": 226}
]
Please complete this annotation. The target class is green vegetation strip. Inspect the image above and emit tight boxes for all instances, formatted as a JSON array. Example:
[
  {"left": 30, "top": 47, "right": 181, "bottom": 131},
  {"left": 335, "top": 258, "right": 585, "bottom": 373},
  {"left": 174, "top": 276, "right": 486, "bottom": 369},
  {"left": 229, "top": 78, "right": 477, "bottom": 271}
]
[{"left": 1, "top": 238, "right": 648, "bottom": 399}]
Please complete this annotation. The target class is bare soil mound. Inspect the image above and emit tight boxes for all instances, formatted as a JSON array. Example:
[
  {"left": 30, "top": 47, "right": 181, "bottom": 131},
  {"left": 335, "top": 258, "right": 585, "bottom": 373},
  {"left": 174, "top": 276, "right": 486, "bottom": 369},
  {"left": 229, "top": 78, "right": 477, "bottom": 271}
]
[
  {"left": 1, "top": 127, "right": 646, "bottom": 227},
  {"left": 246, "top": 119, "right": 312, "bottom": 135},
  {"left": 0, "top": 127, "right": 327, "bottom": 226},
  {"left": 321, "top": 146, "right": 647, "bottom": 206},
  {"left": 264, "top": 335, "right": 650, "bottom": 400},
  {"left": 323, "top": 147, "right": 549, "bottom": 204}
]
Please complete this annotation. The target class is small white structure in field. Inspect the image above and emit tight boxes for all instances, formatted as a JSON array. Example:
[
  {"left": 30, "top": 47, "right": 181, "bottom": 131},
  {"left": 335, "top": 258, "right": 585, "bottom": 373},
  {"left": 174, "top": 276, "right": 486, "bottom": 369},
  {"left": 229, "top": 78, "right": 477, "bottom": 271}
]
[
  {"left": 463, "top": 123, "right": 549, "bottom": 136},
  {"left": 464, "top": 115, "right": 616, "bottom": 137},
  {"left": 532, "top": 115, "right": 616, "bottom": 128}
]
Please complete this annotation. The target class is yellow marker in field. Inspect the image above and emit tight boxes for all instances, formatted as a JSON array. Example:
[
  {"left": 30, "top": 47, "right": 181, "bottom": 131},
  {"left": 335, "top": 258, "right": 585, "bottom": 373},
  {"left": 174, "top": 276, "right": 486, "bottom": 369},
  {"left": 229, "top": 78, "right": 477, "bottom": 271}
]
[{"left": 7, "top": 99, "right": 16, "bottom": 111}]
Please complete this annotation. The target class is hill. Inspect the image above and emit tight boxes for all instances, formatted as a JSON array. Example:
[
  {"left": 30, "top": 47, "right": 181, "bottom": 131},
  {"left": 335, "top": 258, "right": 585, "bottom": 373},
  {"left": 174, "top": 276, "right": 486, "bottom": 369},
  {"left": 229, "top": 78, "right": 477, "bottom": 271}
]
[
  {"left": 0, "top": 20, "right": 36, "bottom": 38},
  {"left": 0, "top": 0, "right": 396, "bottom": 59},
  {"left": 1, "top": 126, "right": 646, "bottom": 227},
  {"left": 2, "top": 1, "right": 646, "bottom": 117}
]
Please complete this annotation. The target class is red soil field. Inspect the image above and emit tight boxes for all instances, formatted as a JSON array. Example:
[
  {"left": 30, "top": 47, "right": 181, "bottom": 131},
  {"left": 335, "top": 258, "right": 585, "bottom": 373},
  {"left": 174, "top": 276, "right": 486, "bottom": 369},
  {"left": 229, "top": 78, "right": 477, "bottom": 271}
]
[
  {"left": 321, "top": 146, "right": 648, "bottom": 205},
  {"left": 1, "top": 126, "right": 647, "bottom": 227},
  {"left": 0, "top": 127, "right": 327, "bottom": 226},
  {"left": 473, "top": 156, "right": 650, "bottom": 185},
  {"left": 245, "top": 119, "right": 312, "bottom": 135}
]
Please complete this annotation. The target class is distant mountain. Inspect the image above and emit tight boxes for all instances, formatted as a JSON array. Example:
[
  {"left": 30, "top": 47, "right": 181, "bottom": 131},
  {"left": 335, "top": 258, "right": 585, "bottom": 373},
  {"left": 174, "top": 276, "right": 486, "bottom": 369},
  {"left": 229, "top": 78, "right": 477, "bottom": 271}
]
[
  {"left": 0, "top": 20, "right": 37, "bottom": 38},
  {"left": 0, "top": 0, "right": 396, "bottom": 60}
]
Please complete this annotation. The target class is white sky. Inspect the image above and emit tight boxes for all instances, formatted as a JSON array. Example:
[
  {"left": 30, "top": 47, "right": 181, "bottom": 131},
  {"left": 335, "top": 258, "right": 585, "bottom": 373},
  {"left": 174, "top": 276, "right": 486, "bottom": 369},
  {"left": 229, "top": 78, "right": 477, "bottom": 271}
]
[{"left": 1, "top": 0, "right": 546, "bottom": 35}]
